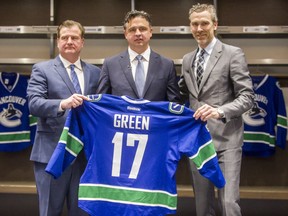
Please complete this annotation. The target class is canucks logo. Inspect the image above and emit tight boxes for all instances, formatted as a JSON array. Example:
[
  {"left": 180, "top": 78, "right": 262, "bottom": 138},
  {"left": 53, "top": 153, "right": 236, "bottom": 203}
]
[
  {"left": 169, "top": 102, "right": 184, "bottom": 114},
  {"left": 243, "top": 102, "right": 267, "bottom": 126},
  {"left": 87, "top": 94, "right": 102, "bottom": 102},
  {"left": 0, "top": 103, "right": 22, "bottom": 127}
]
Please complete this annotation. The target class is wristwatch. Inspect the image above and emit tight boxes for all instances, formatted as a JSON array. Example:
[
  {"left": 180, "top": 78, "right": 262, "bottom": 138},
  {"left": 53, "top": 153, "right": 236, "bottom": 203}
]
[{"left": 217, "top": 108, "right": 225, "bottom": 119}]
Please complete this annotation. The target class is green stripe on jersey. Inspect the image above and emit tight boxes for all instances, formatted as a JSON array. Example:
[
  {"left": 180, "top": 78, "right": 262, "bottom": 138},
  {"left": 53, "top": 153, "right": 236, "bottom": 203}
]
[
  {"left": 244, "top": 132, "right": 275, "bottom": 146},
  {"left": 190, "top": 141, "right": 216, "bottom": 169},
  {"left": 59, "top": 128, "right": 83, "bottom": 155},
  {"left": 79, "top": 184, "right": 177, "bottom": 210},
  {"left": 29, "top": 115, "right": 38, "bottom": 126},
  {"left": 0, "top": 131, "right": 30, "bottom": 143},
  {"left": 277, "top": 115, "right": 288, "bottom": 127}
]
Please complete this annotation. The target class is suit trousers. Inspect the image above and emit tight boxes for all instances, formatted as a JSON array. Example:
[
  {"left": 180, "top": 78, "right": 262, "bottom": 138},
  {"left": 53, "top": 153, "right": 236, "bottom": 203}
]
[
  {"left": 190, "top": 147, "right": 242, "bottom": 216},
  {"left": 34, "top": 154, "right": 88, "bottom": 216}
]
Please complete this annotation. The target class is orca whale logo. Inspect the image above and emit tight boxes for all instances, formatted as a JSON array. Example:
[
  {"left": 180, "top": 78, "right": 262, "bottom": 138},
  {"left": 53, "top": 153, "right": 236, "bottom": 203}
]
[
  {"left": 243, "top": 102, "right": 267, "bottom": 126},
  {"left": 0, "top": 103, "right": 22, "bottom": 127}
]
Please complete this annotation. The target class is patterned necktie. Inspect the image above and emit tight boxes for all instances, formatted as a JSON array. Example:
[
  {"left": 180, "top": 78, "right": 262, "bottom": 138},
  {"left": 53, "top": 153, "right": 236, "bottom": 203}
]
[
  {"left": 135, "top": 55, "right": 145, "bottom": 97},
  {"left": 196, "top": 49, "right": 206, "bottom": 87},
  {"left": 70, "top": 64, "right": 82, "bottom": 94}
]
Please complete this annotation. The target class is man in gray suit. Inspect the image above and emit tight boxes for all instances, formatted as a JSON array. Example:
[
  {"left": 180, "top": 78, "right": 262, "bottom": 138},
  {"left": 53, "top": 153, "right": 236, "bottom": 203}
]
[
  {"left": 97, "top": 10, "right": 180, "bottom": 102},
  {"left": 27, "top": 20, "right": 100, "bottom": 216},
  {"left": 178, "top": 4, "right": 254, "bottom": 216}
]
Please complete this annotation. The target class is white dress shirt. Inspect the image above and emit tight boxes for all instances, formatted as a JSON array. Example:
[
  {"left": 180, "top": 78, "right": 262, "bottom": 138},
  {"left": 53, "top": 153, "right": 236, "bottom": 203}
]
[{"left": 128, "top": 47, "right": 151, "bottom": 81}]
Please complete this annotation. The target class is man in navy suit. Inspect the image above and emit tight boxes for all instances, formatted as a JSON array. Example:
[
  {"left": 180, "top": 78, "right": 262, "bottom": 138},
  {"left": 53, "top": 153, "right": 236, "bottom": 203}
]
[
  {"left": 97, "top": 10, "right": 181, "bottom": 102},
  {"left": 27, "top": 20, "right": 101, "bottom": 216}
]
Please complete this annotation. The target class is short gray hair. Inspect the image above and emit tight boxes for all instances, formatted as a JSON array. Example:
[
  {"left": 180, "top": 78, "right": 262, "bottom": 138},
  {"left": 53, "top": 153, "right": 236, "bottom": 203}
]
[{"left": 189, "top": 3, "right": 218, "bottom": 23}]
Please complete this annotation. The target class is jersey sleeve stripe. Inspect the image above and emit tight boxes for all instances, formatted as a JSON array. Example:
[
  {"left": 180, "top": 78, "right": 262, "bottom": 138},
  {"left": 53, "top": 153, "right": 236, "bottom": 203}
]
[
  {"left": 277, "top": 115, "right": 288, "bottom": 128},
  {"left": 59, "top": 127, "right": 83, "bottom": 156},
  {"left": 189, "top": 140, "right": 216, "bottom": 169}
]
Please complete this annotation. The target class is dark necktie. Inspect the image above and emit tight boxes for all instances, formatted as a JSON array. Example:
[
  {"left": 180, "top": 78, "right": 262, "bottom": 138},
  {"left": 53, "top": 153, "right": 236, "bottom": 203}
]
[
  {"left": 196, "top": 49, "right": 206, "bottom": 87},
  {"left": 135, "top": 55, "right": 145, "bottom": 97},
  {"left": 70, "top": 64, "right": 82, "bottom": 94}
]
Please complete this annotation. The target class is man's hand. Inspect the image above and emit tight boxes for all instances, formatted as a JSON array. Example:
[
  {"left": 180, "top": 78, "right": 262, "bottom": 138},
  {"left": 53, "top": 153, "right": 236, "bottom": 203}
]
[
  {"left": 60, "top": 94, "right": 88, "bottom": 110},
  {"left": 193, "top": 104, "right": 221, "bottom": 121}
]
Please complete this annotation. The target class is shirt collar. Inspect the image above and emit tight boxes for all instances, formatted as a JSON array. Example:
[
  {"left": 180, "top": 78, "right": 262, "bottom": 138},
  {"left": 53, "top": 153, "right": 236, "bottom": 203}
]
[
  {"left": 198, "top": 37, "right": 217, "bottom": 55},
  {"left": 59, "top": 55, "right": 82, "bottom": 70},
  {"left": 128, "top": 46, "right": 151, "bottom": 62}
]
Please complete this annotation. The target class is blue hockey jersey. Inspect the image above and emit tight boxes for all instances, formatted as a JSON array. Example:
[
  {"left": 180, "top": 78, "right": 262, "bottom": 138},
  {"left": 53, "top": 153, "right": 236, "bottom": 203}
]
[
  {"left": 0, "top": 72, "right": 37, "bottom": 152},
  {"left": 46, "top": 94, "right": 225, "bottom": 216},
  {"left": 243, "top": 74, "right": 288, "bottom": 157}
]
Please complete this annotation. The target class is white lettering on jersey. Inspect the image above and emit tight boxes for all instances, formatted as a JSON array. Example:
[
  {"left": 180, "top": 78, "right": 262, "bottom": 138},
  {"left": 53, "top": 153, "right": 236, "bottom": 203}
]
[{"left": 113, "top": 114, "right": 150, "bottom": 130}]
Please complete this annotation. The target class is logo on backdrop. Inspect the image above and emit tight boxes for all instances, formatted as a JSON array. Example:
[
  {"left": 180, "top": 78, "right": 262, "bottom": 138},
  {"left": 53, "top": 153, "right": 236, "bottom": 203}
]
[
  {"left": 0, "top": 103, "right": 22, "bottom": 127},
  {"left": 243, "top": 102, "right": 267, "bottom": 126}
]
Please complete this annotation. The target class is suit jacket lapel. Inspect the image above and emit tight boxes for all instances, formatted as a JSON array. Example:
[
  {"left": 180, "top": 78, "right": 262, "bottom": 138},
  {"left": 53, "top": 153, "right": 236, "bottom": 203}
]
[
  {"left": 120, "top": 51, "right": 139, "bottom": 96},
  {"left": 199, "top": 40, "right": 222, "bottom": 90},
  {"left": 81, "top": 61, "right": 89, "bottom": 95},
  {"left": 54, "top": 56, "right": 75, "bottom": 94},
  {"left": 186, "top": 51, "right": 199, "bottom": 94},
  {"left": 143, "top": 51, "right": 158, "bottom": 97}
]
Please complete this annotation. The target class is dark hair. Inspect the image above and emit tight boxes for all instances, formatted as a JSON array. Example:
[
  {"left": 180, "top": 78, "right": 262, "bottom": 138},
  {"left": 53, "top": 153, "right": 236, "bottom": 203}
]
[
  {"left": 123, "top": 10, "right": 152, "bottom": 29},
  {"left": 57, "top": 20, "right": 85, "bottom": 38}
]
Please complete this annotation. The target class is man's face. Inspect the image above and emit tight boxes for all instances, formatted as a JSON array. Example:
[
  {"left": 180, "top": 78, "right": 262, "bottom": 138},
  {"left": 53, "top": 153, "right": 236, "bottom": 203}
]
[
  {"left": 189, "top": 10, "right": 217, "bottom": 48},
  {"left": 57, "top": 25, "right": 84, "bottom": 59},
  {"left": 124, "top": 17, "right": 152, "bottom": 53}
]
